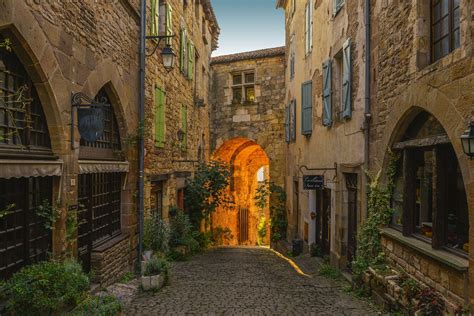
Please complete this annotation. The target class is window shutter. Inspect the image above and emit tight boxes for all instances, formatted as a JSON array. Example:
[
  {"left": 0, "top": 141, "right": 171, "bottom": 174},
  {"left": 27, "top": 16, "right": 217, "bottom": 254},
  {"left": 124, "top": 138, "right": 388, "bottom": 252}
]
[
  {"left": 165, "top": 4, "right": 173, "bottom": 45},
  {"left": 291, "top": 100, "right": 296, "bottom": 140},
  {"left": 285, "top": 104, "right": 290, "bottom": 143},
  {"left": 155, "top": 87, "right": 165, "bottom": 148},
  {"left": 342, "top": 38, "right": 352, "bottom": 120},
  {"left": 187, "top": 41, "right": 194, "bottom": 80},
  {"left": 181, "top": 105, "right": 187, "bottom": 150},
  {"left": 322, "top": 59, "right": 332, "bottom": 127},
  {"left": 150, "top": 0, "right": 159, "bottom": 36},
  {"left": 180, "top": 29, "right": 185, "bottom": 72},
  {"left": 301, "top": 81, "right": 312, "bottom": 135}
]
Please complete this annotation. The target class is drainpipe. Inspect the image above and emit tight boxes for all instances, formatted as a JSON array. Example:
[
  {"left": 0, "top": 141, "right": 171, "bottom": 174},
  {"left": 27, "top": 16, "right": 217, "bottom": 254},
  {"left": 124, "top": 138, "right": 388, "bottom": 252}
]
[
  {"left": 364, "top": 0, "right": 371, "bottom": 216},
  {"left": 137, "top": 0, "right": 146, "bottom": 273}
]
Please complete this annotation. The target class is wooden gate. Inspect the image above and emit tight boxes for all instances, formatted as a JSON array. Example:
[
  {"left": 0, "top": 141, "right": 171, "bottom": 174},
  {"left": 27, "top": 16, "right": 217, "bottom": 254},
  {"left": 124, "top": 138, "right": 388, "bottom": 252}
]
[{"left": 238, "top": 207, "right": 249, "bottom": 244}]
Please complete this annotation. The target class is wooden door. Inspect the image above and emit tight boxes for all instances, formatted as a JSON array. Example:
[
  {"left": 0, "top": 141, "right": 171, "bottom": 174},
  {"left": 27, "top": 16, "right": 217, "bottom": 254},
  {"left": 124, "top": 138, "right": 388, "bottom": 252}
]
[{"left": 345, "top": 173, "right": 358, "bottom": 267}]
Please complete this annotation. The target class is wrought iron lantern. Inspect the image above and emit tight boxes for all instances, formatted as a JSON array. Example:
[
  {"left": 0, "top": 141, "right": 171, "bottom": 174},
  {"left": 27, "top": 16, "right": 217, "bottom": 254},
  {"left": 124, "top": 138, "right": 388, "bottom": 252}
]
[
  {"left": 461, "top": 122, "right": 474, "bottom": 159},
  {"left": 161, "top": 45, "right": 176, "bottom": 71}
]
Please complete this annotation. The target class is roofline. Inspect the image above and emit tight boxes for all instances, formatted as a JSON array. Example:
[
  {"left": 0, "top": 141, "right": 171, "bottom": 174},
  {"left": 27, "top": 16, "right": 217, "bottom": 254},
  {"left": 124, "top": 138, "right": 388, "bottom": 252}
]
[{"left": 211, "top": 47, "right": 285, "bottom": 65}]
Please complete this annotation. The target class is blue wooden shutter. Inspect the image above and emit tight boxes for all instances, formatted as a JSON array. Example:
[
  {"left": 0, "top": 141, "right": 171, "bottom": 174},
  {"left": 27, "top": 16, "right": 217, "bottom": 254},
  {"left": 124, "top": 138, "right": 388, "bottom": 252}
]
[
  {"left": 285, "top": 104, "right": 290, "bottom": 143},
  {"left": 291, "top": 100, "right": 296, "bottom": 140},
  {"left": 342, "top": 38, "right": 352, "bottom": 119},
  {"left": 322, "top": 59, "right": 332, "bottom": 127},
  {"left": 301, "top": 81, "right": 312, "bottom": 135}
]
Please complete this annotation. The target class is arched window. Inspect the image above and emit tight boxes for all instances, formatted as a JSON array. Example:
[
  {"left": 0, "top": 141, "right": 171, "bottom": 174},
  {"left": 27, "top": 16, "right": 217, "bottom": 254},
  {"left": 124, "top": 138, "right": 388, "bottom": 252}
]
[
  {"left": 391, "top": 112, "right": 469, "bottom": 256},
  {"left": 0, "top": 41, "right": 51, "bottom": 156}
]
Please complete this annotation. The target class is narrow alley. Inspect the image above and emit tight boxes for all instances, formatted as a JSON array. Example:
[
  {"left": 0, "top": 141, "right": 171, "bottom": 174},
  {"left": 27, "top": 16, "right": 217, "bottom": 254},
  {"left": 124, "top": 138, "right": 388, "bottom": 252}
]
[{"left": 124, "top": 247, "right": 376, "bottom": 315}]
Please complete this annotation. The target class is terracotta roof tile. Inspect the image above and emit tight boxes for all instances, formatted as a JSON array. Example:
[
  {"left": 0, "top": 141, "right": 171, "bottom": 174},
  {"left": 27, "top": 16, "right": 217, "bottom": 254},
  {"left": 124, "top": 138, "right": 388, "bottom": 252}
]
[{"left": 211, "top": 46, "right": 285, "bottom": 64}]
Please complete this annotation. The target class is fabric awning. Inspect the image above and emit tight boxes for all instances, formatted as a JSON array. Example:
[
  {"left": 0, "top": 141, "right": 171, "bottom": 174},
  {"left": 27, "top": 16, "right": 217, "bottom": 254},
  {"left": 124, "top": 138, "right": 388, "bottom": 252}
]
[
  {"left": 0, "top": 160, "right": 63, "bottom": 179},
  {"left": 79, "top": 160, "right": 129, "bottom": 174}
]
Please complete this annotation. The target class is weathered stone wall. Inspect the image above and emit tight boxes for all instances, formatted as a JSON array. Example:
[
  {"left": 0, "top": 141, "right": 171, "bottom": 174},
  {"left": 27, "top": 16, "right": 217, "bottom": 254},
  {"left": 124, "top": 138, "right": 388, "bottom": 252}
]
[
  {"left": 369, "top": 0, "right": 473, "bottom": 308},
  {"left": 144, "top": 0, "right": 218, "bottom": 220},
  {"left": 0, "top": 0, "right": 140, "bottom": 284},
  {"left": 91, "top": 235, "right": 131, "bottom": 286}
]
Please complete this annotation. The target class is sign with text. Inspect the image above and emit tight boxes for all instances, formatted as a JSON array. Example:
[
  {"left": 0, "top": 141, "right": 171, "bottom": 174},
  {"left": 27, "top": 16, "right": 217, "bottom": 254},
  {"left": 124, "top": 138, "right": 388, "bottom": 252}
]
[{"left": 303, "top": 175, "right": 324, "bottom": 190}]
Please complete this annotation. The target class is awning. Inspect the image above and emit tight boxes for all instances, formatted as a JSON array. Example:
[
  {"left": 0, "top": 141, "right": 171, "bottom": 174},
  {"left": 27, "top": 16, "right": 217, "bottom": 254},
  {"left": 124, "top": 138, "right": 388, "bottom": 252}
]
[
  {"left": 79, "top": 160, "right": 129, "bottom": 174},
  {"left": 0, "top": 160, "right": 63, "bottom": 179}
]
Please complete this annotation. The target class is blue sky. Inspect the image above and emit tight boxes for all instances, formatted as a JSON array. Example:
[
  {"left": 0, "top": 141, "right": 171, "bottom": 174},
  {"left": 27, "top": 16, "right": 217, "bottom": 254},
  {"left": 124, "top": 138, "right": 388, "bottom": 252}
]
[{"left": 210, "top": 0, "right": 285, "bottom": 56}]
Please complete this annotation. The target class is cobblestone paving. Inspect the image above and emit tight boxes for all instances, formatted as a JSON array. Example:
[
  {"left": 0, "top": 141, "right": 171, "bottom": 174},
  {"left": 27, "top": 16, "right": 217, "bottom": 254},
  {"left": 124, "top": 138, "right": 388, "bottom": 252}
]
[{"left": 125, "top": 247, "right": 377, "bottom": 315}]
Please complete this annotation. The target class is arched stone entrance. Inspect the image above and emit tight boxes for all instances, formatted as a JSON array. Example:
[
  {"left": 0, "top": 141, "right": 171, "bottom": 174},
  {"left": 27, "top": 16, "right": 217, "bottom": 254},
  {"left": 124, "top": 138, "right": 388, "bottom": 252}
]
[{"left": 212, "top": 138, "right": 270, "bottom": 245}]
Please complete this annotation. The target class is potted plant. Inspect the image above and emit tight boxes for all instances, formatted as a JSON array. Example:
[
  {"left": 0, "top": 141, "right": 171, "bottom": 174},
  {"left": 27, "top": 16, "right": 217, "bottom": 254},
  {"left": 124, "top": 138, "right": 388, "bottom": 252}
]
[{"left": 141, "top": 256, "right": 169, "bottom": 291}]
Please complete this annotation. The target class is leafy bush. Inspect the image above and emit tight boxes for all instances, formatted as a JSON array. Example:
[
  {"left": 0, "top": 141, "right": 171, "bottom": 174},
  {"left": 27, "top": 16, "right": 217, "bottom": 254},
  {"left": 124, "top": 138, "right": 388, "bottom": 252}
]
[
  {"left": 4, "top": 260, "right": 89, "bottom": 315},
  {"left": 416, "top": 287, "right": 445, "bottom": 315},
  {"left": 193, "top": 231, "right": 213, "bottom": 249},
  {"left": 211, "top": 226, "right": 233, "bottom": 246},
  {"left": 169, "top": 208, "right": 193, "bottom": 247},
  {"left": 143, "top": 213, "right": 170, "bottom": 255},
  {"left": 69, "top": 294, "right": 122, "bottom": 316},
  {"left": 257, "top": 216, "right": 267, "bottom": 246},
  {"left": 143, "top": 256, "right": 170, "bottom": 277},
  {"left": 255, "top": 181, "right": 287, "bottom": 242}
]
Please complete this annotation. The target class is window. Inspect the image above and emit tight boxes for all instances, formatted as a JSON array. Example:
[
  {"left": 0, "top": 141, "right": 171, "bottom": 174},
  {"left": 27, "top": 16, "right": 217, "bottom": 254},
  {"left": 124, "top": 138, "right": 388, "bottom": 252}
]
[
  {"left": 257, "top": 166, "right": 266, "bottom": 183},
  {"left": 0, "top": 45, "right": 52, "bottom": 156},
  {"left": 159, "top": 3, "right": 173, "bottom": 45},
  {"left": 322, "top": 59, "right": 332, "bottom": 127},
  {"left": 301, "top": 81, "right": 312, "bottom": 135},
  {"left": 232, "top": 71, "right": 255, "bottom": 103},
  {"left": 290, "top": 34, "right": 295, "bottom": 80},
  {"left": 332, "top": 38, "right": 352, "bottom": 121},
  {"left": 0, "top": 177, "right": 53, "bottom": 279},
  {"left": 431, "top": 0, "right": 460, "bottom": 62},
  {"left": 154, "top": 86, "right": 165, "bottom": 148},
  {"left": 391, "top": 112, "right": 469, "bottom": 256},
  {"left": 284, "top": 100, "right": 296, "bottom": 143},
  {"left": 180, "top": 29, "right": 188, "bottom": 75},
  {"left": 304, "top": 0, "right": 313, "bottom": 55},
  {"left": 151, "top": 181, "right": 164, "bottom": 217},
  {"left": 79, "top": 88, "right": 121, "bottom": 160},
  {"left": 333, "top": 0, "right": 344, "bottom": 16},
  {"left": 187, "top": 40, "right": 194, "bottom": 80},
  {"left": 180, "top": 104, "right": 187, "bottom": 150}
]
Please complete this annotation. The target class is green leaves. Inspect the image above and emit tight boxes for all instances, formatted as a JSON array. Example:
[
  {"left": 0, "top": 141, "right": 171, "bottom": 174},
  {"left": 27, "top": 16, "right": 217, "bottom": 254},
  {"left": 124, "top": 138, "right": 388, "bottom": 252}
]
[{"left": 254, "top": 181, "right": 287, "bottom": 242}]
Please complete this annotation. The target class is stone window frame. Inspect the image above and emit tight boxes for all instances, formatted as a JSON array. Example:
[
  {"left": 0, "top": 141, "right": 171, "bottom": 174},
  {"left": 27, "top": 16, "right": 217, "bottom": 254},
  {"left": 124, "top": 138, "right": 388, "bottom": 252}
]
[
  {"left": 430, "top": 0, "right": 460, "bottom": 63},
  {"left": 231, "top": 70, "right": 256, "bottom": 104}
]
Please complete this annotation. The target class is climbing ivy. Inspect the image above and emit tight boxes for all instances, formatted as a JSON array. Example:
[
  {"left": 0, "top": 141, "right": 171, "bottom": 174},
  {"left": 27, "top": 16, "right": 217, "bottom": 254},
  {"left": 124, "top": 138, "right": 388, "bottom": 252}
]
[
  {"left": 352, "top": 151, "right": 399, "bottom": 278},
  {"left": 254, "top": 181, "right": 287, "bottom": 242}
]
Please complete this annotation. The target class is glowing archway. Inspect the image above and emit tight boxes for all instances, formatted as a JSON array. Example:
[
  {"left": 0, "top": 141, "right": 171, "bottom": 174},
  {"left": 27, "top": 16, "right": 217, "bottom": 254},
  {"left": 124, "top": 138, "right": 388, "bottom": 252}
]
[{"left": 212, "top": 138, "right": 270, "bottom": 245}]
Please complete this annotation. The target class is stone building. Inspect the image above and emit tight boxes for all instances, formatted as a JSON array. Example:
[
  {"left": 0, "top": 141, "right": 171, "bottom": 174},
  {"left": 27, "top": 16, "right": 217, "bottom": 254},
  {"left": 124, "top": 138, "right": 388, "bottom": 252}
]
[
  {"left": 209, "top": 48, "right": 286, "bottom": 245},
  {"left": 277, "top": 0, "right": 368, "bottom": 268},
  {"left": 0, "top": 0, "right": 140, "bottom": 285},
  {"left": 368, "top": 0, "right": 473, "bottom": 310},
  {"left": 144, "top": 0, "right": 219, "bottom": 220}
]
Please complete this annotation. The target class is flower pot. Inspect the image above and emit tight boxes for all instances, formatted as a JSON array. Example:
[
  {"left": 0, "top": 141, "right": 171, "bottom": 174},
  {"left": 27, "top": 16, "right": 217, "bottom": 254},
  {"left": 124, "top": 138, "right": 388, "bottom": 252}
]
[{"left": 141, "top": 273, "right": 165, "bottom": 291}]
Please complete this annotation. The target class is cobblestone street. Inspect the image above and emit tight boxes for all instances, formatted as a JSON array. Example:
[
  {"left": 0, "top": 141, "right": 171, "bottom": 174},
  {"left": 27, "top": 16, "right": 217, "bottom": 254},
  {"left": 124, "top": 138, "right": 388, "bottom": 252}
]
[{"left": 124, "top": 247, "right": 376, "bottom": 315}]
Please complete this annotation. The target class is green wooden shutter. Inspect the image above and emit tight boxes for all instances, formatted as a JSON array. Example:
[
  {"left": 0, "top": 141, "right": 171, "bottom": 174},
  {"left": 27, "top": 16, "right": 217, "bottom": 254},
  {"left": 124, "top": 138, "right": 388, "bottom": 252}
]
[
  {"left": 155, "top": 87, "right": 165, "bottom": 148},
  {"left": 165, "top": 4, "right": 173, "bottom": 45},
  {"left": 150, "top": 0, "right": 159, "bottom": 36},
  {"left": 301, "top": 81, "right": 312, "bottom": 135},
  {"left": 180, "top": 29, "right": 185, "bottom": 72},
  {"left": 322, "top": 59, "right": 332, "bottom": 127},
  {"left": 187, "top": 41, "right": 194, "bottom": 80},
  {"left": 181, "top": 104, "right": 187, "bottom": 150},
  {"left": 285, "top": 104, "right": 290, "bottom": 143},
  {"left": 342, "top": 38, "right": 352, "bottom": 119}
]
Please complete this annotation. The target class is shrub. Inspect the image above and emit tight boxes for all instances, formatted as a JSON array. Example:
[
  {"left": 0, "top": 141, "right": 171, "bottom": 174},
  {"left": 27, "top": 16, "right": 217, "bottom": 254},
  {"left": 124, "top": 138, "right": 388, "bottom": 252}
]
[
  {"left": 416, "top": 287, "right": 445, "bottom": 315},
  {"left": 193, "top": 231, "right": 213, "bottom": 249},
  {"left": 143, "top": 213, "right": 170, "bottom": 255},
  {"left": 4, "top": 260, "right": 89, "bottom": 315},
  {"left": 69, "top": 294, "right": 122, "bottom": 316},
  {"left": 318, "top": 264, "right": 342, "bottom": 279},
  {"left": 169, "top": 208, "right": 193, "bottom": 247},
  {"left": 257, "top": 216, "right": 267, "bottom": 246},
  {"left": 144, "top": 256, "right": 169, "bottom": 277}
]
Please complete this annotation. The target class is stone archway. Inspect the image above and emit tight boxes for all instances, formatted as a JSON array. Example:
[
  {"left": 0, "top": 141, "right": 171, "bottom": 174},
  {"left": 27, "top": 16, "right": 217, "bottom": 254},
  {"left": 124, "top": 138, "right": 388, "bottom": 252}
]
[{"left": 212, "top": 138, "right": 271, "bottom": 246}]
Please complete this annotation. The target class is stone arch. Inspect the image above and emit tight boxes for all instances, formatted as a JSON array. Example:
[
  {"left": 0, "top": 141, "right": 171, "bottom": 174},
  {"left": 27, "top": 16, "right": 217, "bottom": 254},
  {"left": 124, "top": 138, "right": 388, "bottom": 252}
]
[
  {"left": 212, "top": 137, "right": 271, "bottom": 245},
  {"left": 82, "top": 60, "right": 133, "bottom": 146},
  {"left": 0, "top": 24, "right": 67, "bottom": 155}
]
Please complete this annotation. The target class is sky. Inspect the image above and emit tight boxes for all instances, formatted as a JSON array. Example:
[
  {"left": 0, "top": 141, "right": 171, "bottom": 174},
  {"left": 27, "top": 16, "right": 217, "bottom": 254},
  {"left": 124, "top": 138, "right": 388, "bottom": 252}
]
[{"left": 210, "top": 0, "right": 285, "bottom": 56}]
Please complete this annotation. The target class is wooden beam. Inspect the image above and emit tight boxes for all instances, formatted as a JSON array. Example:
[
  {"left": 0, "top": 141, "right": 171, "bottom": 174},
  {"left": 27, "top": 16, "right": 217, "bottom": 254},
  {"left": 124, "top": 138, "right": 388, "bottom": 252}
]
[{"left": 393, "top": 135, "right": 449, "bottom": 150}]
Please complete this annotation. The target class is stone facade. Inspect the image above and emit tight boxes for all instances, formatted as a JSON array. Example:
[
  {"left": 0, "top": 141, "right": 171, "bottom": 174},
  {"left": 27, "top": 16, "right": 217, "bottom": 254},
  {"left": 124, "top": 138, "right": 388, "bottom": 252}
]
[
  {"left": 369, "top": 0, "right": 474, "bottom": 310},
  {"left": 209, "top": 48, "right": 286, "bottom": 245},
  {"left": 0, "top": 0, "right": 140, "bottom": 284},
  {"left": 277, "top": 0, "right": 367, "bottom": 267},
  {"left": 144, "top": 0, "right": 219, "bottom": 220}
]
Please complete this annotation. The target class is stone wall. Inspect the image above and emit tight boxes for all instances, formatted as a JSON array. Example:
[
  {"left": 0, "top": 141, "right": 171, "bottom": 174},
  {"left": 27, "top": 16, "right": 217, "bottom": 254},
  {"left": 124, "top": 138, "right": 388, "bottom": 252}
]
[
  {"left": 369, "top": 0, "right": 474, "bottom": 308},
  {"left": 91, "top": 235, "right": 131, "bottom": 286},
  {"left": 144, "top": 0, "right": 219, "bottom": 220},
  {"left": 0, "top": 0, "right": 140, "bottom": 284}
]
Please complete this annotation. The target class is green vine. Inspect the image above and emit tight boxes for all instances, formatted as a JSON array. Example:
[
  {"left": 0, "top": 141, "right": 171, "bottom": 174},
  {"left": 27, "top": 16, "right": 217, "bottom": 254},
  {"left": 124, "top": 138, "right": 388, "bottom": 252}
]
[
  {"left": 36, "top": 200, "right": 60, "bottom": 230},
  {"left": 352, "top": 151, "right": 399, "bottom": 277},
  {"left": 254, "top": 181, "right": 287, "bottom": 242}
]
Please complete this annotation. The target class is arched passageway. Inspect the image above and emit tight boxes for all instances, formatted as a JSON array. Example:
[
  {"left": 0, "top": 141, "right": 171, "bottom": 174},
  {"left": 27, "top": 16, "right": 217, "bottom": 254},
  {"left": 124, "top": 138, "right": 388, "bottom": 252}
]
[{"left": 212, "top": 138, "right": 270, "bottom": 245}]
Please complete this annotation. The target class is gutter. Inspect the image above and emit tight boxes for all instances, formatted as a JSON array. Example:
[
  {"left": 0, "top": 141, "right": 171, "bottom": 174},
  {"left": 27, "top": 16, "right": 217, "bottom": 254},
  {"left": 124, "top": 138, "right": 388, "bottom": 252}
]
[
  {"left": 364, "top": 0, "right": 371, "bottom": 216},
  {"left": 137, "top": 0, "right": 146, "bottom": 273}
]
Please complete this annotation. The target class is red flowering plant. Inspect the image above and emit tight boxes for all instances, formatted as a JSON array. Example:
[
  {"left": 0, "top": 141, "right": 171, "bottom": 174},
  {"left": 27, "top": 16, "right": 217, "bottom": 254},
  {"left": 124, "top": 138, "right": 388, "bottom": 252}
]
[{"left": 416, "top": 287, "right": 445, "bottom": 316}]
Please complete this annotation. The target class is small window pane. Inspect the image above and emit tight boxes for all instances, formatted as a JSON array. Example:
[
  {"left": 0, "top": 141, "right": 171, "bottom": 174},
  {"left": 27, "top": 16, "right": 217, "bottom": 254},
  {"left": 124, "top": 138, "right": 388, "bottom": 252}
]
[
  {"left": 441, "top": 0, "right": 449, "bottom": 16},
  {"left": 245, "top": 73, "right": 254, "bottom": 83},
  {"left": 434, "top": 41, "right": 442, "bottom": 60},
  {"left": 434, "top": 23, "right": 441, "bottom": 41},
  {"left": 245, "top": 86, "right": 255, "bottom": 102},
  {"left": 433, "top": 2, "right": 440, "bottom": 21},
  {"left": 233, "top": 74, "right": 242, "bottom": 85},
  {"left": 454, "top": 29, "right": 460, "bottom": 49},
  {"left": 233, "top": 87, "right": 242, "bottom": 103},
  {"left": 441, "top": 16, "right": 449, "bottom": 37},
  {"left": 414, "top": 150, "right": 433, "bottom": 239},
  {"left": 441, "top": 37, "right": 450, "bottom": 55}
]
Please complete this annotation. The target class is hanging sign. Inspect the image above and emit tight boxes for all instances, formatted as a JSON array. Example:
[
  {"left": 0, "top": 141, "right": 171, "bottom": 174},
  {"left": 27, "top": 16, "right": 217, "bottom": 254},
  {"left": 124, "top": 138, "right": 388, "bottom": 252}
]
[
  {"left": 303, "top": 175, "right": 324, "bottom": 190},
  {"left": 77, "top": 107, "right": 105, "bottom": 143}
]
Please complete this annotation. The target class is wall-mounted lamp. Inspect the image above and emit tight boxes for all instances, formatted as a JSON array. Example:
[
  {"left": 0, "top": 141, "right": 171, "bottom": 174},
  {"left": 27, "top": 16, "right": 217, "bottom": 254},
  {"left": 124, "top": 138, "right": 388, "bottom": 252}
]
[{"left": 461, "top": 122, "right": 474, "bottom": 159}]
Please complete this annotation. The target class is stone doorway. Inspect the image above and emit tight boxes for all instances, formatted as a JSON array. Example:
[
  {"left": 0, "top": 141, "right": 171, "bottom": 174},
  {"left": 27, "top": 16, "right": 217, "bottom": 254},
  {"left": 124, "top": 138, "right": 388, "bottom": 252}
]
[{"left": 211, "top": 138, "right": 270, "bottom": 246}]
